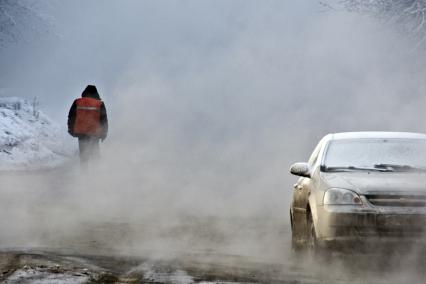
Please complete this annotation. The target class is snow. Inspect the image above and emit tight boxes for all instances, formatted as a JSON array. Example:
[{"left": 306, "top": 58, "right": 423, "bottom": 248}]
[
  {"left": 4, "top": 267, "right": 89, "bottom": 284},
  {"left": 143, "top": 268, "right": 194, "bottom": 284},
  {"left": 138, "top": 264, "right": 253, "bottom": 284},
  {"left": 0, "top": 97, "right": 76, "bottom": 170}
]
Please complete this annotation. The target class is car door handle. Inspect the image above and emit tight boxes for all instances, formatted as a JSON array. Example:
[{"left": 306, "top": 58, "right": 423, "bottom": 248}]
[{"left": 293, "top": 184, "right": 303, "bottom": 190}]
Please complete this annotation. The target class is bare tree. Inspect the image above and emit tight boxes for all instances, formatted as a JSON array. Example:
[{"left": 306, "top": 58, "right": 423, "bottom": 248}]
[
  {"left": 324, "top": 0, "right": 426, "bottom": 49},
  {"left": 32, "top": 96, "right": 39, "bottom": 119},
  {"left": 0, "top": 0, "right": 52, "bottom": 47}
]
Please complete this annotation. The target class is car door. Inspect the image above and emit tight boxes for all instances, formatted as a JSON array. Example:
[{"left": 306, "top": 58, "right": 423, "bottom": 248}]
[{"left": 291, "top": 141, "right": 322, "bottom": 237}]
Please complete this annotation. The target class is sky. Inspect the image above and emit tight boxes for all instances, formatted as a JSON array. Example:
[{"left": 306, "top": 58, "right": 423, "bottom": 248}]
[{"left": 1, "top": 1, "right": 314, "bottom": 120}]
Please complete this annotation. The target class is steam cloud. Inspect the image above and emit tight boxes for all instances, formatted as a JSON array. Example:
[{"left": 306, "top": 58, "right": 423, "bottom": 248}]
[{"left": 1, "top": 1, "right": 426, "bottom": 282}]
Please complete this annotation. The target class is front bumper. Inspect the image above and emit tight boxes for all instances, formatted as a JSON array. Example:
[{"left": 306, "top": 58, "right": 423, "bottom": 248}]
[{"left": 315, "top": 204, "right": 426, "bottom": 246}]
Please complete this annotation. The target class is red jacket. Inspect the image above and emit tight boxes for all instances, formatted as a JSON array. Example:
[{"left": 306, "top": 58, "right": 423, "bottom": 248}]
[{"left": 68, "top": 97, "right": 108, "bottom": 139}]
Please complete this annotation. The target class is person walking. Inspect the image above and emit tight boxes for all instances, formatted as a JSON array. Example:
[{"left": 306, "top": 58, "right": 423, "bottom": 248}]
[{"left": 68, "top": 85, "right": 108, "bottom": 163}]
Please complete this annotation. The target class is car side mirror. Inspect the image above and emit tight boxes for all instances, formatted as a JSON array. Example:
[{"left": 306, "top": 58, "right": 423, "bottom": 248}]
[{"left": 290, "top": 162, "right": 311, "bottom": 178}]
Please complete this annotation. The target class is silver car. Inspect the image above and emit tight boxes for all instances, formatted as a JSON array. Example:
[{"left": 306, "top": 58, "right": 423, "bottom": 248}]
[{"left": 290, "top": 132, "right": 426, "bottom": 251}]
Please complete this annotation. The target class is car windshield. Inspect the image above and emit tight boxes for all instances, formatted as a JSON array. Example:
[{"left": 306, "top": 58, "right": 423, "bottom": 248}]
[{"left": 323, "top": 138, "right": 426, "bottom": 172}]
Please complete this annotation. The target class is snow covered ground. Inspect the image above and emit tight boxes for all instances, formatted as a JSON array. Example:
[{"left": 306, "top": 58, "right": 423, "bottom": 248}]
[
  {"left": 5, "top": 266, "right": 89, "bottom": 284},
  {"left": 0, "top": 97, "right": 76, "bottom": 170}
]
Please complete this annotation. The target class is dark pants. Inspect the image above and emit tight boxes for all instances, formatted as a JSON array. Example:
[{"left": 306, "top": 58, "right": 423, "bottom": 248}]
[{"left": 78, "top": 136, "right": 100, "bottom": 163}]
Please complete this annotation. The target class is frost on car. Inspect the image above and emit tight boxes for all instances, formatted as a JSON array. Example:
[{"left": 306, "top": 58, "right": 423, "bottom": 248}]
[{"left": 289, "top": 132, "right": 426, "bottom": 252}]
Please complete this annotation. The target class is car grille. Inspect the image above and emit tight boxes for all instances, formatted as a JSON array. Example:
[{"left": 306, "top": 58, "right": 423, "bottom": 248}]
[{"left": 365, "top": 194, "right": 426, "bottom": 207}]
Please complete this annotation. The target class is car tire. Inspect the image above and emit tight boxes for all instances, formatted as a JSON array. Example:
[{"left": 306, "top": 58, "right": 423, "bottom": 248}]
[
  {"left": 291, "top": 226, "right": 303, "bottom": 252},
  {"left": 307, "top": 212, "right": 332, "bottom": 259},
  {"left": 306, "top": 212, "right": 318, "bottom": 253},
  {"left": 291, "top": 211, "right": 303, "bottom": 252}
]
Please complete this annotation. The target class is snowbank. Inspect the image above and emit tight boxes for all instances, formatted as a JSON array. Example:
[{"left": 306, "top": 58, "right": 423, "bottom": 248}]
[
  {"left": 5, "top": 266, "right": 89, "bottom": 284},
  {"left": 0, "top": 97, "right": 76, "bottom": 170}
]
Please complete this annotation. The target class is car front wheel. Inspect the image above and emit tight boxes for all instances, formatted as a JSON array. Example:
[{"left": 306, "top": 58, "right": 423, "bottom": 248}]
[{"left": 306, "top": 212, "right": 318, "bottom": 252}]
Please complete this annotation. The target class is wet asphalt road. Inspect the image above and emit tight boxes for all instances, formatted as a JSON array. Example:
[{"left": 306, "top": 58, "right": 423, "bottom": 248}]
[
  {"left": 1, "top": 168, "right": 426, "bottom": 283},
  {"left": 1, "top": 240, "right": 426, "bottom": 283}
]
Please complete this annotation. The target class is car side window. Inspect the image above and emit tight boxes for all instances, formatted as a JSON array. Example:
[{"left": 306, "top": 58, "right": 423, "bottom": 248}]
[{"left": 308, "top": 141, "right": 322, "bottom": 168}]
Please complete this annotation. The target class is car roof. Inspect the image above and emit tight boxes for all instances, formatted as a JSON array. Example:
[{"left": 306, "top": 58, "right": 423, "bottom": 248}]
[{"left": 329, "top": 131, "right": 426, "bottom": 140}]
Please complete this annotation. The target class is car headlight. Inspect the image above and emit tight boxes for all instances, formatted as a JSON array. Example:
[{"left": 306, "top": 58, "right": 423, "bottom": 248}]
[{"left": 323, "top": 188, "right": 362, "bottom": 205}]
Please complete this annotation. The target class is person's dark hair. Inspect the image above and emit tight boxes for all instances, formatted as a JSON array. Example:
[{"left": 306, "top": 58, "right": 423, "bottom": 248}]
[{"left": 82, "top": 85, "right": 101, "bottom": 99}]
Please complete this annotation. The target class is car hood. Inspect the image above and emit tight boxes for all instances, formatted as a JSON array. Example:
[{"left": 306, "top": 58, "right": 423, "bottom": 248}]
[{"left": 321, "top": 172, "right": 426, "bottom": 194}]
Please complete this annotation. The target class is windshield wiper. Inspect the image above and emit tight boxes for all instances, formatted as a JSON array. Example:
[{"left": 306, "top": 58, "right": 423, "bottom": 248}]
[
  {"left": 322, "top": 165, "right": 392, "bottom": 172},
  {"left": 374, "top": 163, "right": 426, "bottom": 172}
]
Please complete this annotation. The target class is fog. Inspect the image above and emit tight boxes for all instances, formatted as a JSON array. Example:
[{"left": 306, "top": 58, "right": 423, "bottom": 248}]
[{"left": 1, "top": 0, "right": 426, "bottom": 282}]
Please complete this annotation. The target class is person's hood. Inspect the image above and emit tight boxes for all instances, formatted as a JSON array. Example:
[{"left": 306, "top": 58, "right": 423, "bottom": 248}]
[
  {"left": 321, "top": 171, "right": 426, "bottom": 195},
  {"left": 81, "top": 85, "right": 101, "bottom": 100}
]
